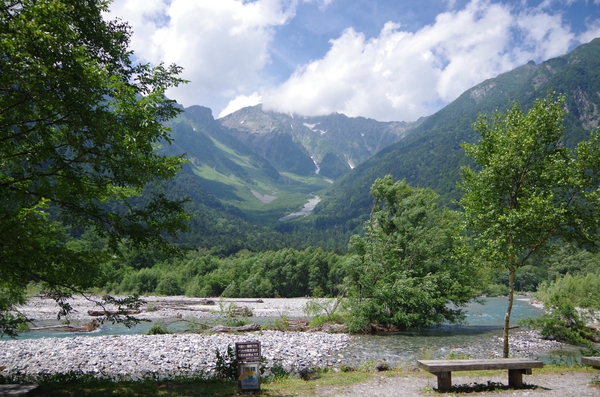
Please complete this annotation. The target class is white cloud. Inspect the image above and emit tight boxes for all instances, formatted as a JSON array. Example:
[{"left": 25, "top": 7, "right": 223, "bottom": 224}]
[
  {"left": 109, "top": 0, "right": 298, "bottom": 108},
  {"left": 579, "top": 18, "right": 600, "bottom": 43},
  {"left": 304, "top": 0, "right": 333, "bottom": 9},
  {"left": 218, "top": 92, "right": 263, "bottom": 118},
  {"left": 262, "top": 0, "right": 580, "bottom": 121},
  {"left": 110, "top": 0, "right": 599, "bottom": 122}
]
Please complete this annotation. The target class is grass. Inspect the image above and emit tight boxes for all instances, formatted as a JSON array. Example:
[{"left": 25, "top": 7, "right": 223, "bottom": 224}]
[
  {"left": 8, "top": 364, "right": 600, "bottom": 397},
  {"left": 9, "top": 367, "right": 411, "bottom": 397},
  {"left": 34, "top": 377, "right": 239, "bottom": 397}
]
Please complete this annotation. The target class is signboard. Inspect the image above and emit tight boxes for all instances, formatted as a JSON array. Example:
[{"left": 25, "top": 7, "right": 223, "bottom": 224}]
[
  {"left": 235, "top": 341, "right": 261, "bottom": 362},
  {"left": 236, "top": 341, "right": 261, "bottom": 391},
  {"left": 238, "top": 362, "right": 260, "bottom": 391}
]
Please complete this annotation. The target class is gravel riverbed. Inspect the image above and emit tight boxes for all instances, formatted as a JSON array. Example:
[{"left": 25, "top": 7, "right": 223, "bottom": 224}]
[
  {"left": 0, "top": 296, "right": 573, "bottom": 382},
  {"left": 0, "top": 331, "right": 349, "bottom": 381}
]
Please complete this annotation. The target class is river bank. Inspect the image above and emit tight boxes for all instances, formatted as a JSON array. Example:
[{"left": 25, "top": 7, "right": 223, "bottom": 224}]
[{"left": 0, "top": 296, "right": 576, "bottom": 383}]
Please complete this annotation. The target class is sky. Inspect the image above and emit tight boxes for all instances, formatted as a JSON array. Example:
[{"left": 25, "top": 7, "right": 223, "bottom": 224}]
[{"left": 108, "top": 0, "right": 600, "bottom": 122}]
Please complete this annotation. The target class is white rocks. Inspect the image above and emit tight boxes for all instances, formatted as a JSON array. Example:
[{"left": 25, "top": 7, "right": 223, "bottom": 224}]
[
  {"left": 0, "top": 331, "right": 349, "bottom": 381},
  {"left": 14, "top": 296, "right": 312, "bottom": 322}
]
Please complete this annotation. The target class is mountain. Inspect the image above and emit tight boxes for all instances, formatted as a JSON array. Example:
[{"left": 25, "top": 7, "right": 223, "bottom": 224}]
[
  {"left": 313, "top": 38, "right": 600, "bottom": 232},
  {"left": 161, "top": 106, "right": 326, "bottom": 227},
  {"left": 162, "top": 103, "right": 422, "bottom": 227},
  {"left": 218, "top": 105, "right": 423, "bottom": 179}
]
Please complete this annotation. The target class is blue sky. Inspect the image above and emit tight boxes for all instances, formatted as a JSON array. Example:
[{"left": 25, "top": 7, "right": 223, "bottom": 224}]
[{"left": 109, "top": 0, "right": 600, "bottom": 122}]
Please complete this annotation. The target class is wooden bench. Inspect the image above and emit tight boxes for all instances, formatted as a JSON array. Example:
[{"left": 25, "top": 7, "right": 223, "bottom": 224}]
[
  {"left": 582, "top": 357, "right": 600, "bottom": 369},
  {"left": 417, "top": 358, "right": 544, "bottom": 391}
]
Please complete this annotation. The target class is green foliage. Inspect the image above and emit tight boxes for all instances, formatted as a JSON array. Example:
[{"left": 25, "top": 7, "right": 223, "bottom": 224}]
[
  {"left": 155, "top": 274, "right": 183, "bottom": 296},
  {"left": 146, "top": 322, "right": 170, "bottom": 335},
  {"left": 493, "top": 265, "right": 548, "bottom": 293},
  {"left": 108, "top": 247, "right": 348, "bottom": 299},
  {"left": 212, "top": 300, "right": 252, "bottom": 327},
  {"left": 521, "top": 293, "right": 597, "bottom": 347},
  {"left": 536, "top": 273, "right": 600, "bottom": 310},
  {"left": 118, "top": 268, "right": 161, "bottom": 295},
  {"left": 345, "top": 176, "right": 477, "bottom": 332},
  {"left": 269, "top": 363, "right": 290, "bottom": 381},
  {"left": 304, "top": 298, "right": 347, "bottom": 328},
  {"left": 459, "top": 93, "right": 600, "bottom": 357},
  {"left": 580, "top": 346, "right": 600, "bottom": 358},
  {"left": 544, "top": 244, "right": 600, "bottom": 281},
  {"left": 481, "top": 283, "right": 509, "bottom": 297},
  {"left": 273, "top": 314, "right": 290, "bottom": 332},
  {"left": 319, "top": 152, "right": 351, "bottom": 179},
  {"left": 0, "top": 0, "right": 189, "bottom": 335},
  {"left": 214, "top": 345, "right": 238, "bottom": 381},
  {"left": 445, "top": 352, "right": 472, "bottom": 360}
]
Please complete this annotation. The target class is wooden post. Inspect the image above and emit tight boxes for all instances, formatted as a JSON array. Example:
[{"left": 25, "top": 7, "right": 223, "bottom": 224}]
[
  {"left": 508, "top": 368, "right": 530, "bottom": 388},
  {"left": 436, "top": 371, "right": 452, "bottom": 391}
]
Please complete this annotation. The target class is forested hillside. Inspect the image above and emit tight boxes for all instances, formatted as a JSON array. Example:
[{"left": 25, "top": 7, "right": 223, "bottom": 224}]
[{"left": 313, "top": 38, "right": 600, "bottom": 232}]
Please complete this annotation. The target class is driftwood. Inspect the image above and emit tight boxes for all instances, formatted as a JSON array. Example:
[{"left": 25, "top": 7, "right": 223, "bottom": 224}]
[
  {"left": 31, "top": 321, "right": 99, "bottom": 333},
  {"left": 286, "top": 319, "right": 310, "bottom": 331},
  {"left": 233, "top": 299, "right": 264, "bottom": 303},
  {"left": 209, "top": 323, "right": 261, "bottom": 333},
  {"left": 151, "top": 299, "right": 216, "bottom": 307},
  {"left": 87, "top": 309, "right": 141, "bottom": 316},
  {"left": 159, "top": 306, "right": 212, "bottom": 312}
]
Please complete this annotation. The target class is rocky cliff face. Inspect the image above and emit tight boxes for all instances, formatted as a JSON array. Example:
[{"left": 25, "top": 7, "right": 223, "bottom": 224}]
[{"left": 218, "top": 104, "right": 423, "bottom": 176}]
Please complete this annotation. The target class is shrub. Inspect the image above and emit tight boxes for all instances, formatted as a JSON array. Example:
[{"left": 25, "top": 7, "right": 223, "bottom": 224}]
[
  {"left": 146, "top": 322, "right": 170, "bottom": 335},
  {"left": 214, "top": 345, "right": 238, "bottom": 381},
  {"left": 521, "top": 293, "right": 597, "bottom": 346}
]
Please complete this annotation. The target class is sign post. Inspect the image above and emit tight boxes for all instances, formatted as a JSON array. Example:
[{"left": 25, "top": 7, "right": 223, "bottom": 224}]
[{"left": 235, "top": 341, "right": 261, "bottom": 392}]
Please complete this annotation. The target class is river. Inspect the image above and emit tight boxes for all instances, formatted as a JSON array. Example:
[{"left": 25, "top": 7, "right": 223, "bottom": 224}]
[
  {"left": 7, "top": 296, "right": 589, "bottom": 366},
  {"left": 338, "top": 297, "right": 558, "bottom": 366}
]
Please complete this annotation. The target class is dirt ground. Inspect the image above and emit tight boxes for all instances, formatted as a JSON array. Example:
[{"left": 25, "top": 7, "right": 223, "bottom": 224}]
[{"left": 312, "top": 370, "right": 600, "bottom": 397}]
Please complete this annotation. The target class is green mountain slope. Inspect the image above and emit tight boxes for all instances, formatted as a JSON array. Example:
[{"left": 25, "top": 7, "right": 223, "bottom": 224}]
[
  {"left": 314, "top": 38, "right": 600, "bottom": 231},
  {"left": 164, "top": 106, "right": 331, "bottom": 226}
]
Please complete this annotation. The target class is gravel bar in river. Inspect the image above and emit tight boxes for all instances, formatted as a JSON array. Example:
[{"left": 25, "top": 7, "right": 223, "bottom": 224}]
[{"left": 0, "top": 331, "right": 349, "bottom": 380}]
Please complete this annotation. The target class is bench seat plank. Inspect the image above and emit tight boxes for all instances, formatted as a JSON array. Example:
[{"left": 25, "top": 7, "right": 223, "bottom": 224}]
[
  {"left": 418, "top": 358, "right": 543, "bottom": 372},
  {"left": 417, "top": 359, "right": 543, "bottom": 391},
  {"left": 582, "top": 357, "right": 600, "bottom": 369}
]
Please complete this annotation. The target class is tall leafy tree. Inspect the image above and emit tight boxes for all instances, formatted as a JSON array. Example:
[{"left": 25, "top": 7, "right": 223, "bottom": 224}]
[
  {"left": 459, "top": 93, "right": 600, "bottom": 357},
  {"left": 0, "top": 0, "right": 189, "bottom": 335},
  {"left": 345, "top": 176, "right": 476, "bottom": 333}
]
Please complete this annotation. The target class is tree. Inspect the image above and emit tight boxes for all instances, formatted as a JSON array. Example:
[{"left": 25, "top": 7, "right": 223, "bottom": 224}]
[
  {"left": 0, "top": 0, "right": 189, "bottom": 335},
  {"left": 459, "top": 93, "right": 600, "bottom": 357},
  {"left": 345, "top": 176, "right": 477, "bottom": 333}
]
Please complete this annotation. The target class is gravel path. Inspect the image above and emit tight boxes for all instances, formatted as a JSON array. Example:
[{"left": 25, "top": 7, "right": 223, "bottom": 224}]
[{"left": 313, "top": 370, "right": 600, "bottom": 396}]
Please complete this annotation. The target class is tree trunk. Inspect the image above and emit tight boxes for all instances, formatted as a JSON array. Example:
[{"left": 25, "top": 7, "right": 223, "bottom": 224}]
[{"left": 503, "top": 267, "right": 515, "bottom": 358}]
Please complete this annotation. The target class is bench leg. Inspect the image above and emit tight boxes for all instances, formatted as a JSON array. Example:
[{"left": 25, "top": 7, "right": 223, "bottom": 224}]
[
  {"left": 436, "top": 371, "right": 452, "bottom": 391},
  {"left": 508, "top": 368, "right": 530, "bottom": 388}
]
